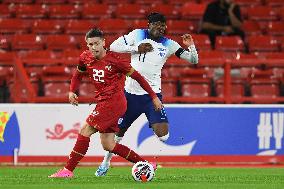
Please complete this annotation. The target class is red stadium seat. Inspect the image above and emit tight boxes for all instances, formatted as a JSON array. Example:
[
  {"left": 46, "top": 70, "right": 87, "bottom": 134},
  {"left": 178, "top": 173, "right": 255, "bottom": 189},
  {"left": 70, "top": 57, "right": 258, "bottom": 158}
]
[
  {"left": 0, "top": 4, "right": 13, "bottom": 18},
  {"left": 115, "top": 4, "right": 146, "bottom": 19},
  {"left": 234, "top": 0, "right": 263, "bottom": 7},
  {"left": 21, "top": 50, "right": 57, "bottom": 59},
  {"left": 241, "top": 20, "right": 263, "bottom": 36},
  {"left": 104, "top": 34, "right": 120, "bottom": 48},
  {"left": 47, "top": 5, "right": 79, "bottom": 19},
  {"left": 247, "top": 6, "right": 278, "bottom": 21},
  {"left": 0, "top": 19, "right": 31, "bottom": 34},
  {"left": 181, "top": 81, "right": 211, "bottom": 98},
  {"left": 149, "top": 4, "right": 180, "bottom": 20},
  {"left": 250, "top": 80, "right": 280, "bottom": 103},
  {"left": 266, "top": 0, "right": 284, "bottom": 7},
  {"left": 167, "top": 20, "right": 197, "bottom": 36},
  {"left": 68, "top": 0, "right": 100, "bottom": 4},
  {"left": 130, "top": 20, "right": 148, "bottom": 30},
  {"left": 0, "top": 35, "right": 12, "bottom": 50},
  {"left": 32, "top": 19, "right": 64, "bottom": 34},
  {"left": 2, "top": 0, "right": 33, "bottom": 3},
  {"left": 191, "top": 34, "right": 212, "bottom": 51},
  {"left": 44, "top": 82, "right": 70, "bottom": 97},
  {"left": 0, "top": 51, "right": 17, "bottom": 65},
  {"left": 168, "top": 0, "right": 196, "bottom": 6},
  {"left": 63, "top": 49, "right": 82, "bottom": 60},
  {"left": 79, "top": 82, "right": 96, "bottom": 97},
  {"left": 161, "top": 79, "right": 177, "bottom": 98},
  {"left": 134, "top": 0, "right": 163, "bottom": 5},
  {"left": 36, "top": 0, "right": 67, "bottom": 4},
  {"left": 266, "top": 22, "right": 284, "bottom": 36},
  {"left": 198, "top": 50, "right": 225, "bottom": 66},
  {"left": 81, "top": 4, "right": 111, "bottom": 19},
  {"left": 45, "top": 35, "right": 77, "bottom": 50},
  {"left": 215, "top": 36, "right": 245, "bottom": 52},
  {"left": 181, "top": 3, "right": 207, "bottom": 21},
  {"left": 248, "top": 35, "right": 279, "bottom": 52},
  {"left": 215, "top": 79, "right": 245, "bottom": 99},
  {"left": 14, "top": 4, "right": 47, "bottom": 19},
  {"left": 65, "top": 20, "right": 96, "bottom": 35},
  {"left": 98, "top": 19, "right": 129, "bottom": 35},
  {"left": 11, "top": 34, "right": 45, "bottom": 51},
  {"left": 103, "top": 0, "right": 131, "bottom": 4}
]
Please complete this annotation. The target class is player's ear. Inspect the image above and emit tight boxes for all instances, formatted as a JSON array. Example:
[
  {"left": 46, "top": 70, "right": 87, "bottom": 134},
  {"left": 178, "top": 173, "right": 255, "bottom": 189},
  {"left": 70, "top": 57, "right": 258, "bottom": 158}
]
[{"left": 102, "top": 38, "right": 106, "bottom": 47}]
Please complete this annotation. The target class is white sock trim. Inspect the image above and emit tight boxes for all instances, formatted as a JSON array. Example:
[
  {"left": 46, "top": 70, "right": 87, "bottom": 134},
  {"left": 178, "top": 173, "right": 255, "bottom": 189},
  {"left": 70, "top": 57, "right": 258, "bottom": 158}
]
[{"left": 158, "top": 133, "right": 169, "bottom": 142}]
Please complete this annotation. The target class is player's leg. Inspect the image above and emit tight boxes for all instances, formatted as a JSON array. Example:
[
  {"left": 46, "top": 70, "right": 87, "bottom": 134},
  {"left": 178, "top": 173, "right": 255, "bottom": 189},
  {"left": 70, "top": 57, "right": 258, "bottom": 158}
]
[
  {"left": 95, "top": 92, "right": 143, "bottom": 176},
  {"left": 49, "top": 123, "right": 97, "bottom": 178},
  {"left": 145, "top": 93, "right": 169, "bottom": 142},
  {"left": 100, "top": 132, "right": 145, "bottom": 163}
]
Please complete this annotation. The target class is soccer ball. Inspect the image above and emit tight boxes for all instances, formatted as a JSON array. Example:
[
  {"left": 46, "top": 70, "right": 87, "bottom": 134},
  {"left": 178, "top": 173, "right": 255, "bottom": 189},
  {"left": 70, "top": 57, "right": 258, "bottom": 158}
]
[{"left": 131, "top": 161, "right": 155, "bottom": 182}]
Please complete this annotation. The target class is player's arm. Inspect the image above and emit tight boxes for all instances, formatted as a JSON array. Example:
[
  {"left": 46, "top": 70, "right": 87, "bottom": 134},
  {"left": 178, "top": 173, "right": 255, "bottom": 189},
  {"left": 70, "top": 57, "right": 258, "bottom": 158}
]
[
  {"left": 110, "top": 29, "right": 140, "bottom": 53},
  {"left": 170, "top": 35, "right": 198, "bottom": 64},
  {"left": 126, "top": 68, "right": 163, "bottom": 111},
  {"left": 69, "top": 62, "right": 86, "bottom": 106}
]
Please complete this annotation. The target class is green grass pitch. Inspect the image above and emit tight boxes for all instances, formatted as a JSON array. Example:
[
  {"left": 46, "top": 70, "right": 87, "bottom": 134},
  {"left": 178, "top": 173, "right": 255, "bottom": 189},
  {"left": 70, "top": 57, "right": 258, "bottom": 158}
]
[{"left": 0, "top": 166, "right": 283, "bottom": 189}]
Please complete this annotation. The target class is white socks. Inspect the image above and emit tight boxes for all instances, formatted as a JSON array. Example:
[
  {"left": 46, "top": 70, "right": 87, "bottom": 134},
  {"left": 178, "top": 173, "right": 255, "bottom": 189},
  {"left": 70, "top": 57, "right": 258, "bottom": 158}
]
[
  {"left": 101, "top": 135, "right": 123, "bottom": 166},
  {"left": 157, "top": 133, "right": 169, "bottom": 142}
]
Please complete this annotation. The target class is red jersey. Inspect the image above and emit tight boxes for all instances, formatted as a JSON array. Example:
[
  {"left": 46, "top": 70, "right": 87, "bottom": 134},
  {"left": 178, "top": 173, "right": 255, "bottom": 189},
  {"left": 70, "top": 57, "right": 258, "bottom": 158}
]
[{"left": 78, "top": 50, "right": 131, "bottom": 101}]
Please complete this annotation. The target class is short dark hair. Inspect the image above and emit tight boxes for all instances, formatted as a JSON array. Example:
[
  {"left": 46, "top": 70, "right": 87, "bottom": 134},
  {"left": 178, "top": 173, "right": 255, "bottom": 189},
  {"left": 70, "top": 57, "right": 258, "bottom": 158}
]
[
  {"left": 85, "top": 28, "right": 104, "bottom": 40},
  {"left": 147, "top": 12, "right": 166, "bottom": 24}
]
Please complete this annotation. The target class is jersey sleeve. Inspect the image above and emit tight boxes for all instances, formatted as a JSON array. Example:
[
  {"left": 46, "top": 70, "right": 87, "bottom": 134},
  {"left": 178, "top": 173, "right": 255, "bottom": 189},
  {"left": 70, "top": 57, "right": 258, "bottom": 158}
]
[
  {"left": 77, "top": 52, "right": 88, "bottom": 72},
  {"left": 167, "top": 39, "right": 182, "bottom": 55},
  {"left": 110, "top": 29, "right": 139, "bottom": 53}
]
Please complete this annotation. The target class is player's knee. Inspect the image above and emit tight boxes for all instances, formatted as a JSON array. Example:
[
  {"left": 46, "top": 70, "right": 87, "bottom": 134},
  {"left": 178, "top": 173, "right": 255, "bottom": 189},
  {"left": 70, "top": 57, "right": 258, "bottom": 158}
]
[
  {"left": 102, "top": 142, "right": 115, "bottom": 152},
  {"left": 157, "top": 133, "right": 169, "bottom": 142}
]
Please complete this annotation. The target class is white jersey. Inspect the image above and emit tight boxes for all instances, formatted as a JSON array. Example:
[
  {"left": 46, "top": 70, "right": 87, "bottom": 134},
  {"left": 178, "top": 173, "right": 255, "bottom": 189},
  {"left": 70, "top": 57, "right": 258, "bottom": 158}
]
[{"left": 110, "top": 29, "right": 198, "bottom": 95}]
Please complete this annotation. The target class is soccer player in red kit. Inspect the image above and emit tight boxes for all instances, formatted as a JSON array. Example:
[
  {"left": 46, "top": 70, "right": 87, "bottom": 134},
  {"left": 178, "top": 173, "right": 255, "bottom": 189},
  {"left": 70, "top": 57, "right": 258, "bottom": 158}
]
[{"left": 48, "top": 28, "right": 162, "bottom": 178}]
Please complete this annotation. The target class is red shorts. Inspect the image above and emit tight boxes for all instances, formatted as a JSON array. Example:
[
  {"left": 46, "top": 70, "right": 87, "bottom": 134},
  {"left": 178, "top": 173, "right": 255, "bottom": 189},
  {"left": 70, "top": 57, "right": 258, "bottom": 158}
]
[{"left": 86, "top": 92, "right": 127, "bottom": 133}]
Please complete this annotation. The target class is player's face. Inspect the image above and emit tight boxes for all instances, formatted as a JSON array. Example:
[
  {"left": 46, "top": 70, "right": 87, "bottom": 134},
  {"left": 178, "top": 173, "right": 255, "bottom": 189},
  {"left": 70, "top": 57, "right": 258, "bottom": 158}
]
[
  {"left": 86, "top": 37, "right": 106, "bottom": 59},
  {"left": 148, "top": 21, "right": 167, "bottom": 39}
]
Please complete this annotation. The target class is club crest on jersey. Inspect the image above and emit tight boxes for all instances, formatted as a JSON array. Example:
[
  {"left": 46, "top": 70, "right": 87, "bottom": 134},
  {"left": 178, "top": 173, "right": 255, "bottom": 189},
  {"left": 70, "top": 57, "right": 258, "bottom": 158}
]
[
  {"left": 158, "top": 48, "right": 166, "bottom": 57},
  {"left": 105, "top": 65, "right": 112, "bottom": 71}
]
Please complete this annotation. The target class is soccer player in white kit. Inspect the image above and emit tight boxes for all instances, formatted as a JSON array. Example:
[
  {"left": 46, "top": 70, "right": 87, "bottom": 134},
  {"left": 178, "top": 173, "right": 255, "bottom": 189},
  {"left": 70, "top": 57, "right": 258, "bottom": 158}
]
[{"left": 95, "top": 12, "right": 198, "bottom": 176}]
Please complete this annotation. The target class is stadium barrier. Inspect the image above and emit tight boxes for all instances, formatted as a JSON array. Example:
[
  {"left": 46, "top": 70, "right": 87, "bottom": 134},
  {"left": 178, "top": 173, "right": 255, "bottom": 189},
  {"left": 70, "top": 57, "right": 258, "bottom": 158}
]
[{"left": 0, "top": 104, "right": 283, "bottom": 165}]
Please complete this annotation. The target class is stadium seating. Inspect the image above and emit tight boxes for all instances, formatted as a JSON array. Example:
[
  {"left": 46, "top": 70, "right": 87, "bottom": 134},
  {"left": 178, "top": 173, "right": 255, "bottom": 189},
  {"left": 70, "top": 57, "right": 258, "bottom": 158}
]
[
  {"left": 14, "top": 4, "right": 47, "bottom": 19},
  {"left": 47, "top": 5, "right": 80, "bottom": 19},
  {"left": 149, "top": 4, "right": 180, "bottom": 20},
  {"left": 81, "top": 4, "right": 112, "bottom": 19},
  {"left": 45, "top": 35, "right": 77, "bottom": 50},
  {"left": 161, "top": 79, "right": 178, "bottom": 98},
  {"left": 241, "top": 20, "right": 263, "bottom": 36},
  {"left": 181, "top": 3, "right": 207, "bottom": 21},
  {"left": 167, "top": 20, "right": 197, "bottom": 36},
  {"left": 0, "top": 4, "right": 13, "bottom": 18},
  {"left": 11, "top": 34, "right": 45, "bottom": 51},
  {"left": 215, "top": 36, "right": 245, "bottom": 52},
  {"left": 1, "top": 0, "right": 284, "bottom": 104},
  {"left": 0, "top": 19, "right": 31, "bottom": 34},
  {"left": 32, "top": 19, "right": 65, "bottom": 34},
  {"left": 115, "top": 4, "right": 146, "bottom": 19},
  {"left": 65, "top": 20, "right": 96, "bottom": 35},
  {"left": 98, "top": 19, "right": 129, "bottom": 35},
  {"left": 247, "top": 35, "right": 279, "bottom": 52}
]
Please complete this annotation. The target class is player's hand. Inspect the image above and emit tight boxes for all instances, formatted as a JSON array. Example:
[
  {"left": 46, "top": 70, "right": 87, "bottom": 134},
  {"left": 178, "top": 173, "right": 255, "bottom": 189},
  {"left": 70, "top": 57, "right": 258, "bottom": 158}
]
[
  {"left": 69, "top": 92, "right": 78, "bottom": 106},
  {"left": 152, "top": 97, "right": 163, "bottom": 111},
  {"left": 182, "top": 34, "right": 194, "bottom": 47},
  {"left": 223, "top": 26, "right": 234, "bottom": 33},
  {"left": 138, "top": 43, "right": 153, "bottom": 53}
]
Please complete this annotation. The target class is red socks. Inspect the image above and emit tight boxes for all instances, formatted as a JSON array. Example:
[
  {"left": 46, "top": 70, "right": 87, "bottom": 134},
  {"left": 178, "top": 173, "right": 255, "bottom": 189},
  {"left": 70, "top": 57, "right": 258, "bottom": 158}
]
[
  {"left": 111, "top": 143, "right": 145, "bottom": 163},
  {"left": 65, "top": 134, "right": 90, "bottom": 171}
]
